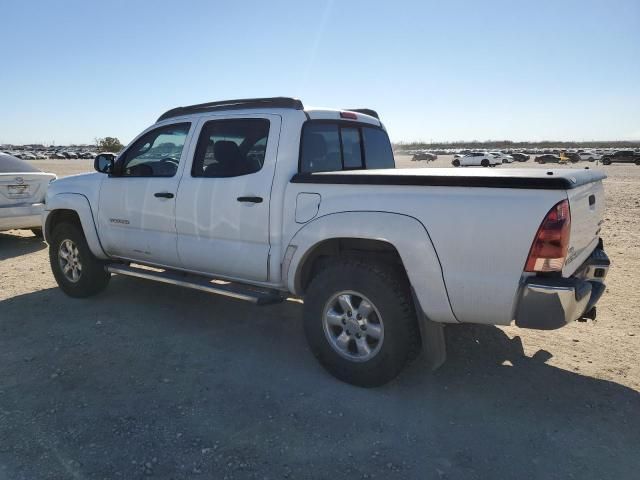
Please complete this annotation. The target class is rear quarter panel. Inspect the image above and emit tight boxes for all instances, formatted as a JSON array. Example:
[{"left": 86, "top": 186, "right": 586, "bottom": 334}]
[{"left": 284, "top": 182, "right": 566, "bottom": 326}]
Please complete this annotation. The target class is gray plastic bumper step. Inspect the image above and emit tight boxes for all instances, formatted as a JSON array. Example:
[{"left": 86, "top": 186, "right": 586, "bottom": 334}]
[{"left": 106, "top": 264, "right": 285, "bottom": 305}]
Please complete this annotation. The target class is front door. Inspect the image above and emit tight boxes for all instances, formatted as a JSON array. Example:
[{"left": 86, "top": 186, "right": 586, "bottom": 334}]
[
  {"left": 176, "top": 114, "right": 281, "bottom": 282},
  {"left": 97, "top": 122, "right": 193, "bottom": 267}
]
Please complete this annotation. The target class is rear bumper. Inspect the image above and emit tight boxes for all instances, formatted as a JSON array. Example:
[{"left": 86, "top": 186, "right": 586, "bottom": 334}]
[
  {"left": 514, "top": 244, "right": 610, "bottom": 330},
  {"left": 0, "top": 203, "right": 44, "bottom": 231}
]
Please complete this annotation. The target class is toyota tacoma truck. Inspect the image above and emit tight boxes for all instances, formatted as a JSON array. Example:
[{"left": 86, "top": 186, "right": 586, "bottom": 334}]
[{"left": 43, "top": 97, "right": 610, "bottom": 387}]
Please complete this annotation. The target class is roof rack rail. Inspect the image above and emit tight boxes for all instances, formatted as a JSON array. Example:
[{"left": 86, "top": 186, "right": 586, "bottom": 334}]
[
  {"left": 345, "top": 108, "right": 379, "bottom": 119},
  {"left": 157, "top": 97, "right": 304, "bottom": 122}
]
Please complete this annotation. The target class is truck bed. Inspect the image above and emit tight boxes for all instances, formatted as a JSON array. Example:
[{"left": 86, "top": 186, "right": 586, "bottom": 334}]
[{"left": 292, "top": 168, "right": 607, "bottom": 190}]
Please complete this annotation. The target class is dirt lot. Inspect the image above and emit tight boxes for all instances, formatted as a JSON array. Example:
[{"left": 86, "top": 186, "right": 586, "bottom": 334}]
[{"left": 1, "top": 158, "right": 638, "bottom": 479}]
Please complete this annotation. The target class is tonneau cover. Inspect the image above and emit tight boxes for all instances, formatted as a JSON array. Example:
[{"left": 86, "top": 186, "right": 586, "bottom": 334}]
[{"left": 291, "top": 168, "right": 607, "bottom": 190}]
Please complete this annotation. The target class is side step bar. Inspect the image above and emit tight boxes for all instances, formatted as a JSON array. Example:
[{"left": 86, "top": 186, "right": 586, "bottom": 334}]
[{"left": 106, "top": 264, "right": 285, "bottom": 305}]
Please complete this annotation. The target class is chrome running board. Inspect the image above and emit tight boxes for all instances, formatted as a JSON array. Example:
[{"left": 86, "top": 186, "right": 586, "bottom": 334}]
[{"left": 106, "top": 264, "right": 285, "bottom": 305}]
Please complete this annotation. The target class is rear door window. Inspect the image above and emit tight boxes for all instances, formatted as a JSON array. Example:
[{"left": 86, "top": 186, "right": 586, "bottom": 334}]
[{"left": 192, "top": 119, "right": 270, "bottom": 178}]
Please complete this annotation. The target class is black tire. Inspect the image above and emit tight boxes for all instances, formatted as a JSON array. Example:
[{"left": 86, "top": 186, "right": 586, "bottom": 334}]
[
  {"left": 49, "top": 222, "right": 110, "bottom": 298},
  {"left": 635, "top": 159, "right": 640, "bottom": 166},
  {"left": 602, "top": 158, "right": 611, "bottom": 165},
  {"left": 481, "top": 159, "right": 489, "bottom": 167},
  {"left": 30, "top": 227, "right": 43, "bottom": 238},
  {"left": 452, "top": 159, "right": 460, "bottom": 167},
  {"left": 303, "top": 257, "right": 420, "bottom": 387},
  {"left": 539, "top": 159, "right": 546, "bottom": 164}
]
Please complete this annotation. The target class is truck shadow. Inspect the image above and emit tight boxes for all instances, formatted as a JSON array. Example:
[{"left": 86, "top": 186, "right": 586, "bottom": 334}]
[
  {"left": 0, "top": 231, "right": 46, "bottom": 260},
  {"left": 1, "top": 277, "right": 638, "bottom": 479}
]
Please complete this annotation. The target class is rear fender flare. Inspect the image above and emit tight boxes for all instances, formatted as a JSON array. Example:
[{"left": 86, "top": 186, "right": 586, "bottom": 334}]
[{"left": 286, "top": 211, "right": 459, "bottom": 324}]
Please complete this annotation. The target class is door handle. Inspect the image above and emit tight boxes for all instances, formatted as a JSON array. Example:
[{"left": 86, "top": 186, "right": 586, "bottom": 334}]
[
  {"left": 237, "top": 196, "right": 263, "bottom": 203},
  {"left": 154, "top": 192, "right": 174, "bottom": 199}
]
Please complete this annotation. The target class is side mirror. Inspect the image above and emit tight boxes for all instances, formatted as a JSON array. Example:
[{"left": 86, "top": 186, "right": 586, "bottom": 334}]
[{"left": 94, "top": 153, "right": 115, "bottom": 174}]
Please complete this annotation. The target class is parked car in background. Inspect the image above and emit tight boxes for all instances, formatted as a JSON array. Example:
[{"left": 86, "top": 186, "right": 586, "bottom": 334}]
[
  {"left": 452, "top": 152, "right": 501, "bottom": 167},
  {"left": 412, "top": 152, "right": 437, "bottom": 161},
  {"left": 54, "top": 152, "right": 66, "bottom": 159},
  {"left": 510, "top": 153, "right": 530, "bottom": 162},
  {"left": 535, "top": 154, "right": 561, "bottom": 164},
  {"left": 489, "top": 152, "right": 514, "bottom": 163},
  {"left": 563, "top": 152, "right": 581, "bottom": 163},
  {"left": 0, "top": 153, "right": 56, "bottom": 237},
  {"left": 601, "top": 150, "right": 640, "bottom": 165},
  {"left": 579, "top": 151, "right": 601, "bottom": 162}
]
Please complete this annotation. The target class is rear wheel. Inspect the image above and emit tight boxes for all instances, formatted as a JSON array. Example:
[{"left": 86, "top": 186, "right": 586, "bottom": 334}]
[
  {"left": 602, "top": 158, "right": 612, "bottom": 165},
  {"left": 303, "top": 258, "right": 420, "bottom": 387},
  {"left": 635, "top": 159, "right": 640, "bottom": 166},
  {"left": 49, "top": 222, "right": 110, "bottom": 297},
  {"left": 481, "top": 159, "right": 489, "bottom": 167}
]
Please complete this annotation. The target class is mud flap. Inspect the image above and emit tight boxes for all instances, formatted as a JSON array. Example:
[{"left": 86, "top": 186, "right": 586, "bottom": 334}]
[{"left": 412, "top": 289, "right": 447, "bottom": 370}]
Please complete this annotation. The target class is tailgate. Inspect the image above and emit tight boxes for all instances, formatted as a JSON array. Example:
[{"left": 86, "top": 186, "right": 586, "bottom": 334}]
[{"left": 563, "top": 179, "right": 605, "bottom": 276}]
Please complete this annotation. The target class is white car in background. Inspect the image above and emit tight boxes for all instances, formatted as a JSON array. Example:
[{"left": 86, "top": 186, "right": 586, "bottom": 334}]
[
  {"left": 452, "top": 152, "right": 501, "bottom": 167},
  {"left": 0, "top": 153, "right": 56, "bottom": 237},
  {"left": 489, "top": 152, "right": 514, "bottom": 163},
  {"left": 579, "top": 151, "right": 601, "bottom": 162}
]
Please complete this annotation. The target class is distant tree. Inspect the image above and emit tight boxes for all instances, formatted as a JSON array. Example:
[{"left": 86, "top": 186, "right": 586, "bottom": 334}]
[{"left": 95, "top": 137, "right": 123, "bottom": 153}]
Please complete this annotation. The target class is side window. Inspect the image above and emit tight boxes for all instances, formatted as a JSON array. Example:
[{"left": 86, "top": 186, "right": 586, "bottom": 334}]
[
  {"left": 120, "top": 123, "right": 190, "bottom": 177},
  {"left": 362, "top": 127, "right": 394, "bottom": 169},
  {"left": 192, "top": 119, "right": 270, "bottom": 177}
]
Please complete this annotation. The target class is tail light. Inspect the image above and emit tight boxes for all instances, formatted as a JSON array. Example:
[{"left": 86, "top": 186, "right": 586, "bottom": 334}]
[{"left": 525, "top": 199, "right": 571, "bottom": 272}]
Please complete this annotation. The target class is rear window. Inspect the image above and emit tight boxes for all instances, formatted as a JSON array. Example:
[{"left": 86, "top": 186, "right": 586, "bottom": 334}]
[
  {"left": 0, "top": 153, "right": 42, "bottom": 173},
  {"left": 362, "top": 127, "right": 394, "bottom": 169},
  {"left": 300, "top": 122, "right": 394, "bottom": 173}
]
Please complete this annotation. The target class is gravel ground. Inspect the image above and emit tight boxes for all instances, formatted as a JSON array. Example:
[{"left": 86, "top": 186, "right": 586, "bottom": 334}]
[{"left": 0, "top": 158, "right": 638, "bottom": 479}]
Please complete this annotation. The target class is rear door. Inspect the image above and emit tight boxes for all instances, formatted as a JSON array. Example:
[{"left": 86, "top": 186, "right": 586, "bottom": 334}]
[{"left": 175, "top": 114, "right": 281, "bottom": 281}]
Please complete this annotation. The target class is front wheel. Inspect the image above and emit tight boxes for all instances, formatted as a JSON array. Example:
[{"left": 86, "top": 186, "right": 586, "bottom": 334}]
[
  {"left": 481, "top": 159, "right": 490, "bottom": 167},
  {"left": 49, "top": 222, "right": 110, "bottom": 298},
  {"left": 303, "top": 258, "right": 420, "bottom": 387},
  {"left": 452, "top": 159, "right": 460, "bottom": 167},
  {"left": 602, "top": 158, "right": 612, "bottom": 165}
]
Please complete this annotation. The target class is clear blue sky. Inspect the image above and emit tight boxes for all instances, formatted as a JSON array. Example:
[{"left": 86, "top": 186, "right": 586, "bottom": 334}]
[{"left": 1, "top": 0, "right": 638, "bottom": 145}]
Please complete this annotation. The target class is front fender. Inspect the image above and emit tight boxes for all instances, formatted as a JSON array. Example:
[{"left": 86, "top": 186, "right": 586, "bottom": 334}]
[
  {"left": 286, "top": 211, "right": 458, "bottom": 324},
  {"left": 43, "top": 193, "right": 108, "bottom": 259}
]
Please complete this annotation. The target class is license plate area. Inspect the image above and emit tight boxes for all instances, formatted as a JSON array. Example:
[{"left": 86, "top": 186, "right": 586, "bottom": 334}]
[{"left": 8, "top": 185, "right": 30, "bottom": 196}]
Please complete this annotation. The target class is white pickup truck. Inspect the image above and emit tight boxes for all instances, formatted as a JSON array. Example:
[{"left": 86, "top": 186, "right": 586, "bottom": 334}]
[{"left": 43, "top": 97, "right": 610, "bottom": 387}]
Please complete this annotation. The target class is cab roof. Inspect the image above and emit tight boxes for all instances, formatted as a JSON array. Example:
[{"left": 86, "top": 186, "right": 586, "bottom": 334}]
[{"left": 156, "top": 97, "right": 380, "bottom": 125}]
